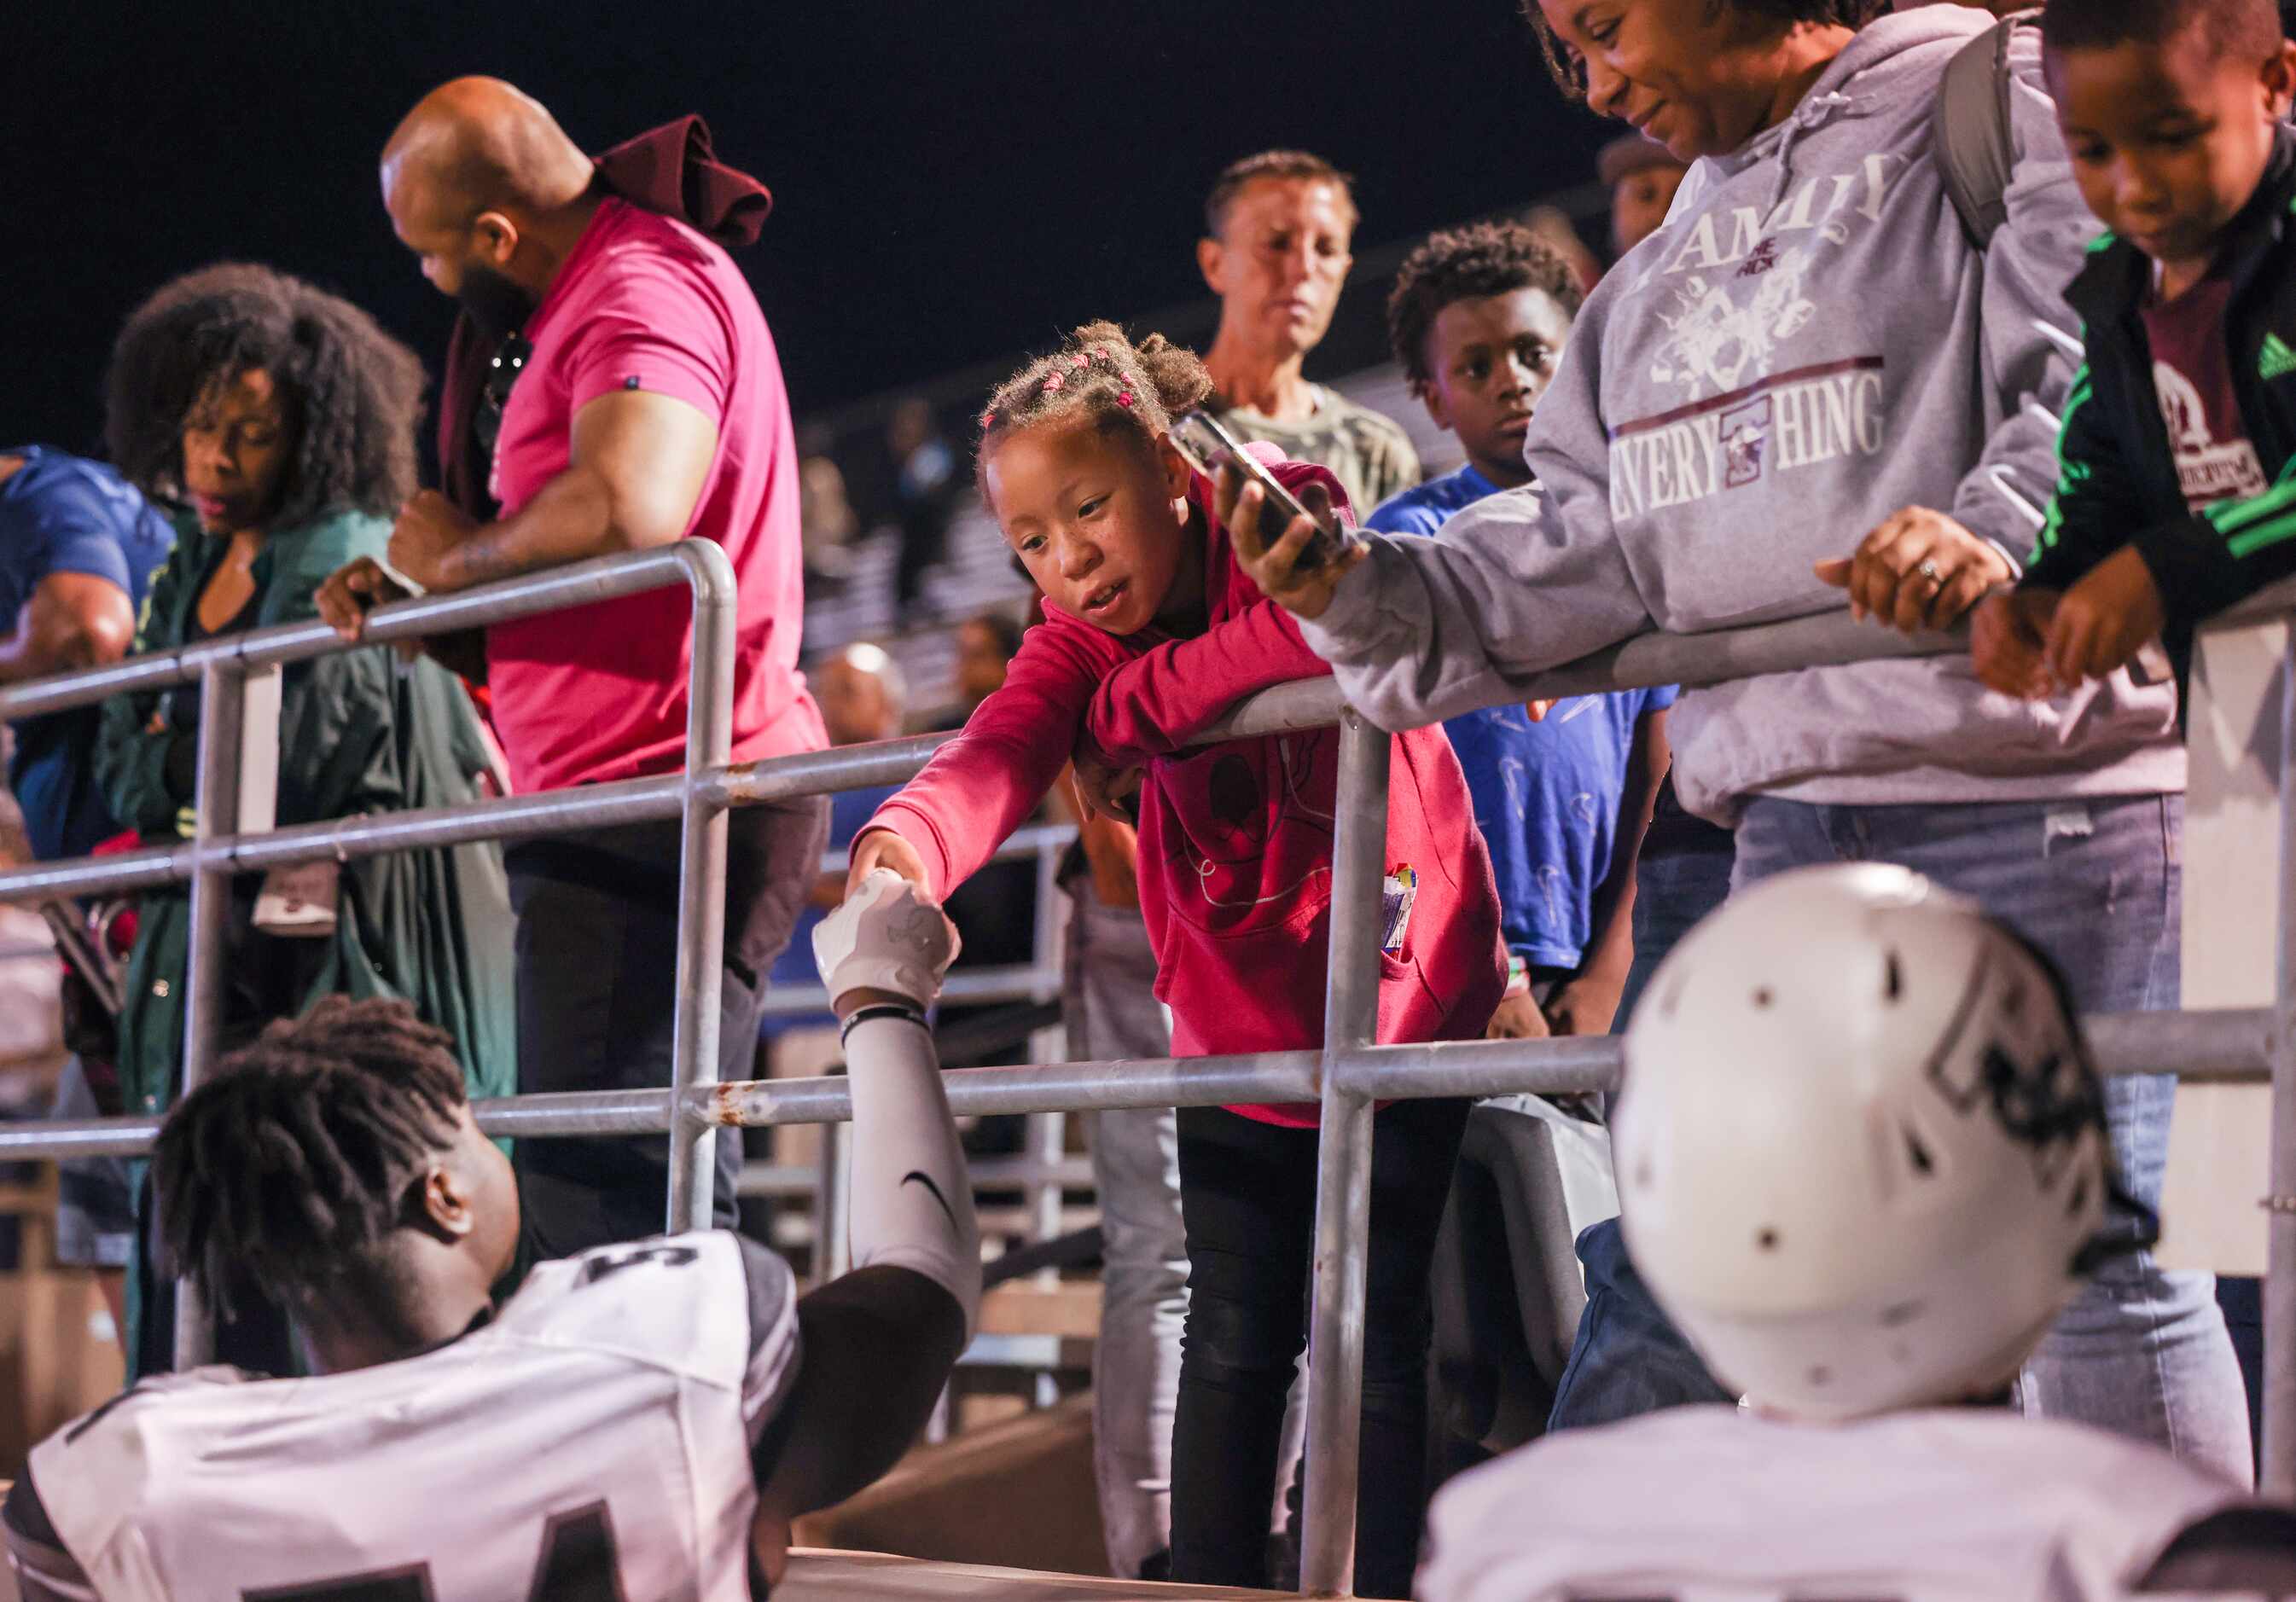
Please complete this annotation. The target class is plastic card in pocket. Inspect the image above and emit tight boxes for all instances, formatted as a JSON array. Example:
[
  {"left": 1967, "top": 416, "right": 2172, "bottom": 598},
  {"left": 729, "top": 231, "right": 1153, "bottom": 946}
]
[{"left": 1381, "top": 864, "right": 1418, "bottom": 956}]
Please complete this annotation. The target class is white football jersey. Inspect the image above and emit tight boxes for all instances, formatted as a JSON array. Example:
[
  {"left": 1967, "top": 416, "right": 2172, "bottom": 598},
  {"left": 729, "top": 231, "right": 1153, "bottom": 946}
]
[
  {"left": 1419, "top": 1405, "right": 2252, "bottom": 1602},
  {"left": 13, "top": 1230, "right": 799, "bottom": 1601}
]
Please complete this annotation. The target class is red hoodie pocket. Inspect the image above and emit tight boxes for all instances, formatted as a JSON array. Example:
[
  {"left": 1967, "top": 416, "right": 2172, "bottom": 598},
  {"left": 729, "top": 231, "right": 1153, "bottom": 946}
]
[
  {"left": 1142, "top": 728, "right": 1345, "bottom": 1055},
  {"left": 1375, "top": 930, "right": 1450, "bottom": 1048},
  {"left": 1142, "top": 726, "right": 1457, "bottom": 1056}
]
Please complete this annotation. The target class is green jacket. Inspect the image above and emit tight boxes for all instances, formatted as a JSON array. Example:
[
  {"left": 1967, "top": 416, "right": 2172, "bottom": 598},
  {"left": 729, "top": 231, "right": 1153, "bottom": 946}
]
[
  {"left": 100, "top": 508, "right": 518, "bottom": 1372},
  {"left": 96, "top": 508, "right": 516, "bottom": 1117}
]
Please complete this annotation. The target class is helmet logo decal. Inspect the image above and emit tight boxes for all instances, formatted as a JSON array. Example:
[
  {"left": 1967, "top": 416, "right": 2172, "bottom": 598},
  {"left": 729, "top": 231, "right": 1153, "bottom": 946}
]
[{"left": 1922, "top": 949, "right": 2103, "bottom": 1186}]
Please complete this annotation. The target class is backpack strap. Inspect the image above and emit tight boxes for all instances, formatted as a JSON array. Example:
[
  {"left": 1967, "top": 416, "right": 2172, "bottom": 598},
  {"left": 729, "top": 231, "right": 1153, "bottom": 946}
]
[{"left": 1934, "top": 9, "right": 2041, "bottom": 251}]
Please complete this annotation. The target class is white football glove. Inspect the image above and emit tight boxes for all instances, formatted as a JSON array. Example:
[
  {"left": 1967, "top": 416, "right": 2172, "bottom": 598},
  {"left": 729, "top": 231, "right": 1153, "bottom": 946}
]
[{"left": 811, "top": 868, "right": 961, "bottom": 1011}]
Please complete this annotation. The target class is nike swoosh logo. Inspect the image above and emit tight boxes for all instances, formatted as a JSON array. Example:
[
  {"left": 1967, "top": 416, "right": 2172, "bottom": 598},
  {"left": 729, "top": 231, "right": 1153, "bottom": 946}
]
[{"left": 902, "top": 1170, "right": 958, "bottom": 1230}]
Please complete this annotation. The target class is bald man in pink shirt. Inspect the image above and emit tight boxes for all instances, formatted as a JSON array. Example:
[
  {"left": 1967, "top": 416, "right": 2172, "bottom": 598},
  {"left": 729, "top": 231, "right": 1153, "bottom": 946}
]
[{"left": 321, "top": 78, "right": 827, "bottom": 1256}]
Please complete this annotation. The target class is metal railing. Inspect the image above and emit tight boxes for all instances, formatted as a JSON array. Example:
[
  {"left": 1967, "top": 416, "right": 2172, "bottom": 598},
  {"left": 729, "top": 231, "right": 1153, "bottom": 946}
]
[{"left": 0, "top": 542, "right": 2287, "bottom": 1597}]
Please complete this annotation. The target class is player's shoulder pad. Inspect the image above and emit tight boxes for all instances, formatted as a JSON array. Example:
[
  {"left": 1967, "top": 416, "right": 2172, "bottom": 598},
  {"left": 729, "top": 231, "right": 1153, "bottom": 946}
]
[
  {"left": 26, "top": 1368, "right": 250, "bottom": 1571},
  {"left": 497, "top": 1229, "right": 778, "bottom": 1393},
  {"left": 37, "top": 1368, "right": 243, "bottom": 1458}
]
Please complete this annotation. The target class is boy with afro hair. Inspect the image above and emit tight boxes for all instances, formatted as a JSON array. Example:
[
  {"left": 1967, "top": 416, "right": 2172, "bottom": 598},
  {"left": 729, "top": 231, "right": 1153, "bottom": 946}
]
[{"left": 1369, "top": 221, "right": 1670, "bottom": 1044}]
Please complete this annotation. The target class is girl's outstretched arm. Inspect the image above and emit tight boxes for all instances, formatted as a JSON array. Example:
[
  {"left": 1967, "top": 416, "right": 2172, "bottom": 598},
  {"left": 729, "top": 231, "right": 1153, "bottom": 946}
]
[
  {"left": 855, "top": 621, "right": 1110, "bottom": 903},
  {"left": 1084, "top": 596, "right": 1330, "bottom": 768}
]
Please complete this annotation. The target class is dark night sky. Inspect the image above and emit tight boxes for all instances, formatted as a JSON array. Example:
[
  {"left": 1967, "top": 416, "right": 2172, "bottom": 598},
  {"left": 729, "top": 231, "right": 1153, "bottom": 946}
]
[{"left": 5, "top": 1, "right": 1608, "bottom": 456}]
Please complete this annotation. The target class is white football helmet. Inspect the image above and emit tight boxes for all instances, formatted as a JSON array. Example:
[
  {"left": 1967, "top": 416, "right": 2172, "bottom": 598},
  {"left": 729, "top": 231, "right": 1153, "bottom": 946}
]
[
  {"left": 1617, "top": 863, "right": 2114, "bottom": 1421},
  {"left": 812, "top": 868, "right": 961, "bottom": 1011}
]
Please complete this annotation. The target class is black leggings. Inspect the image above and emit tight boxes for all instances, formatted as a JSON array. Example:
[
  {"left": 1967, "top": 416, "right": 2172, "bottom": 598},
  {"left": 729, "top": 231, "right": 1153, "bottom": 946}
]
[{"left": 1169, "top": 1098, "right": 1469, "bottom": 1598}]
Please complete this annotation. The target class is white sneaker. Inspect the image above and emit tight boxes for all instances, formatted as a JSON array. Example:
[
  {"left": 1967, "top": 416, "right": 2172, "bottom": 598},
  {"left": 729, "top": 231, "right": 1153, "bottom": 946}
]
[{"left": 811, "top": 868, "right": 962, "bottom": 1011}]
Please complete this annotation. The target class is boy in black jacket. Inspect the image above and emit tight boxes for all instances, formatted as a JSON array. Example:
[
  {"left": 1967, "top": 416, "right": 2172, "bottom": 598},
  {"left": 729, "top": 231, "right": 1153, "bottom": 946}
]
[{"left": 1972, "top": 0, "right": 2296, "bottom": 697}]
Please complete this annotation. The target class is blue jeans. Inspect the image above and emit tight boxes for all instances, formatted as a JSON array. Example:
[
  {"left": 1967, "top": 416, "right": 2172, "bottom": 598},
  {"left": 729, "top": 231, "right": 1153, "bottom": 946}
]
[
  {"left": 1613, "top": 831, "right": 1735, "bottom": 1032},
  {"left": 1552, "top": 830, "right": 1742, "bottom": 1424},
  {"left": 1552, "top": 794, "right": 2252, "bottom": 1484}
]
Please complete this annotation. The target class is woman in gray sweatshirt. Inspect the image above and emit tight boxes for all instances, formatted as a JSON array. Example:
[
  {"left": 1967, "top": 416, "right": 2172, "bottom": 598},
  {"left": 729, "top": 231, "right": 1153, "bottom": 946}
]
[{"left": 1235, "top": 0, "right": 2251, "bottom": 1481}]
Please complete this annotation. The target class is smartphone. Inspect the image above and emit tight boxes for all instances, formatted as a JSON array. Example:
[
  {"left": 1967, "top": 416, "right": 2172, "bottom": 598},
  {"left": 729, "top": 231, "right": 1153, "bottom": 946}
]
[{"left": 1167, "top": 409, "right": 1360, "bottom": 574}]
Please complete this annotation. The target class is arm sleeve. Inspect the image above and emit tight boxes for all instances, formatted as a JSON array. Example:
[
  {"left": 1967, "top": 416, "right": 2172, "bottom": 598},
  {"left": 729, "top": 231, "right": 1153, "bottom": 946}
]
[
  {"left": 1944, "top": 26, "right": 2098, "bottom": 567},
  {"left": 2129, "top": 467, "right": 2296, "bottom": 629},
  {"left": 19, "top": 479, "right": 137, "bottom": 593},
  {"left": 2020, "top": 355, "right": 2146, "bottom": 591},
  {"left": 1084, "top": 599, "right": 1332, "bottom": 765},
  {"left": 840, "top": 1007, "right": 982, "bottom": 1339},
  {"left": 1295, "top": 321, "right": 1657, "bottom": 734},
  {"left": 93, "top": 545, "right": 194, "bottom": 834},
  {"left": 558, "top": 252, "right": 735, "bottom": 426},
  {"left": 864, "top": 625, "right": 1103, "bottom": 900},
  {"left": 4, "top": 1472, "right": 97, "bottom": 1602}
]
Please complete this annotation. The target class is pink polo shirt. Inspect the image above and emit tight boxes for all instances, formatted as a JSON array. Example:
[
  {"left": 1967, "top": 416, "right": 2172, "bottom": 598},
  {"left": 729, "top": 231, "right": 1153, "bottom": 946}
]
[{"left": 487, "top": 198, "right": 823, "bottom": 794}]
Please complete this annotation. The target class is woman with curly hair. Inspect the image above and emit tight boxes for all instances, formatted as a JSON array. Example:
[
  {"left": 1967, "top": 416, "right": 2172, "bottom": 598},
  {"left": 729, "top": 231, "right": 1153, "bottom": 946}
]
[{"left": 96, "top": 263, "right": 515, "bottom": 1376}]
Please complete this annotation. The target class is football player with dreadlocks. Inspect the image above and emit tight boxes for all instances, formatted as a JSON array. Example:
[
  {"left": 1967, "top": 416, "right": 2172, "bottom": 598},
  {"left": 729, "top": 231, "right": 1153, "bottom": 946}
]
[{"left": 5, "top": 870, "right": 975, "bottom": 1600}]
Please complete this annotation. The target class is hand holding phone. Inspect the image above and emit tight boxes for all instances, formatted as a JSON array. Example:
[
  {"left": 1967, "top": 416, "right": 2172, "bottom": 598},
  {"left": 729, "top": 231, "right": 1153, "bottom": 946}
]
[
  {"left": 1166, "top": 409, "right": 1360, "bottom": 575},
  {"left": 1181, "top": 414, "right": 1369, "bottom": 621}
]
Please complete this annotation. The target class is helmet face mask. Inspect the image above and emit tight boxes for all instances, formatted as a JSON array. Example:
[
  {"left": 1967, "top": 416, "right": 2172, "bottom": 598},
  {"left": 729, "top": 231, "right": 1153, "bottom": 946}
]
[{"left": 1616, "top": 864, "right": 2114, "bottom": 1423}]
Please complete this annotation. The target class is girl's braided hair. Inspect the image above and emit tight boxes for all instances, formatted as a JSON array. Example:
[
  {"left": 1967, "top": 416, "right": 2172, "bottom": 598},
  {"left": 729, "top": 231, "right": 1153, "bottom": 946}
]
[{"left": 974, "top": 321, "right": 1215, "bottom": 496}]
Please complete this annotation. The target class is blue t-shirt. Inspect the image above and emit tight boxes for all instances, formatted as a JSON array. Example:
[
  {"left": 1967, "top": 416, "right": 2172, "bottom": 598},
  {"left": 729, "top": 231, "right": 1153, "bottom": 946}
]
[
  {"left": 1363, "top": 460, "right": 1505, "bottom": 539},
  {"left": 1369, "top": 463, "right": 1677, "bottom": 970},
  {"left": 763, "top": 781, "right": 901, "bottom": 1038},
  {"left": 0, "top": 448, "right": 177, "bottom": 862}
]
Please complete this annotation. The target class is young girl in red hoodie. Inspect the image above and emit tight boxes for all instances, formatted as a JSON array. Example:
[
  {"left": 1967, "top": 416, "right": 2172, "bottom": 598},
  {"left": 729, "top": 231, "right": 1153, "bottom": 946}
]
[{"left": 846, "top": 322, "right": 1502, "bottom": 1596}]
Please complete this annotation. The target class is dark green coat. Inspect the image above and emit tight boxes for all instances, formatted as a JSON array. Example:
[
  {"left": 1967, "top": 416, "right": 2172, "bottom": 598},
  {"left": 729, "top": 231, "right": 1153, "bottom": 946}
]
[{"left": 96, "top": 509, "right": 517, "bottom": 1363}]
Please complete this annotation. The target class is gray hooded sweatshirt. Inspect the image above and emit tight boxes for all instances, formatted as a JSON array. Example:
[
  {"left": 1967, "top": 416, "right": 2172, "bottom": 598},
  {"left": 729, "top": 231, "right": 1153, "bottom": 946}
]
[{"left": 1301, "top": 8, "right": 2183, "bottom": 823}]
